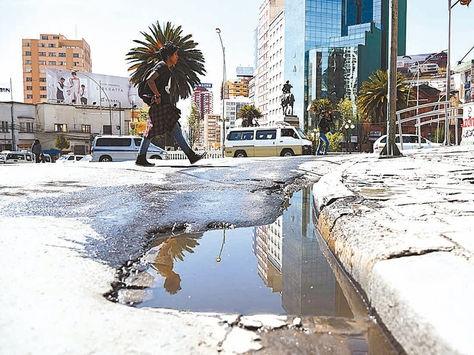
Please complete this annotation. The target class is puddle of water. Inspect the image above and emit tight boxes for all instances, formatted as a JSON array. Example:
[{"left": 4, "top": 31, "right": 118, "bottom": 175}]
[
  {"left": 116, "top": 186, "right": 400, "bottom": 353},
  {"left": 135, "top": 187, "right": 358, "bottom": 316}
]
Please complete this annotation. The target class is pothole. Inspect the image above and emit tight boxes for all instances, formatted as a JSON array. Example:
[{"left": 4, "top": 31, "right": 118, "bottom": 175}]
[{"left": 104, "top": 187, "right": 401, "bottom": 353}]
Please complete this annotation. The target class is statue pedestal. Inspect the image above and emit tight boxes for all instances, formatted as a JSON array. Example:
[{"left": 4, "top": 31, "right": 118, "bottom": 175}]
[{"left": 283, "top": 115, "right": 299, "bottom": 128}]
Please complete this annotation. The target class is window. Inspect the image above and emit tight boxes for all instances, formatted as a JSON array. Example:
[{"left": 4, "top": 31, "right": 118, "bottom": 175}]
[
  {"left": 281, "top": 128, "right": 298, "bottom": 139},
  {"left": 54, "top": 123, "right": 67, "bottom": 132},
  {"left": 102, "top": 125, "right": 112, "bottom": 135},
  {"left": 39, "top": 43, "right": 46, "bottom": 47},
  {"left": 39, "top": 60, "right": 46, "bottom": 65},
  {"left": 26, "top": 86, "right": 32, "bottom": 90},
  {"left": 73, "top": 53, "right": 80, "bottom": 58},
  {"left": 40, "top": 95, "right": 47, "bottom": 98},
  {"left": 20, "top": 122, "right": 34, "bottom": 133},
  {"left": 48, "top": 52, "right": 56, "bottom": 57},
  {"left": 53, "top": 36, "right": 59, "bottom": 39},
  {"left": 48, "top": 61, "right": 56, "bottom": 65},
  {"left": 48, "top": 43, "right": 55, "bottom": 48},
  {"left": 241, "top": 131, "right": 254, "bottom": 140},
  {"left": 27, "top": 94, "right": 33, "bottom": 99},
  {"left": 39, "top": 52, "right": 46, "bottom": 56},
  {"left": 81, "top": 124, "right": 91, "bottom": 133},
  {"left": 24, "top": 42, "right": 31, "bottom": 47},
  {"left": 73, "top": 62, "right": 80, "bottom": 66},
  {"left": 59, "top": 52, "right": 66, "bottom": 57},
  {"left": 134, "top": 138, "right": 143, "bottom": 146},
  {"left": 25, "top": 77, "right": 32, "bottom": 82},
  {"left": 25, "top": 60, "right": 31, "bottom": 65},
  {"left": 39, "top": 78, "right": 46, "bottom": 82},
  {"left": 25, "top": 51, "right": 31, "bottom": 56},
  {"left": 41, "top": 35, "right": 48, "bottom": 40},
  {"left": 1, "top": 121, "right": 9, "bottom": 133},
  {"left": 256, "top": 129, "right": 276, "bottom": 140},
  {"left": 40, "top": 86, "right": 46, "bottom": 91},
  {"left": 96, "top": 137, "right": 131, "bottom": 147},
  {"left": 59, "top": 61, "right": 66, "bottom": 66}
]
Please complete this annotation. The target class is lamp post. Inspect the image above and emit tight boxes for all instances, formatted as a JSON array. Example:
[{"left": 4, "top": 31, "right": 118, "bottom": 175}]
[
  {"left": 445, "top": 0, "right": 472, "bottom": 145},
  {"left": 216, "top": 28, "right": 227, "bottom": 156}
]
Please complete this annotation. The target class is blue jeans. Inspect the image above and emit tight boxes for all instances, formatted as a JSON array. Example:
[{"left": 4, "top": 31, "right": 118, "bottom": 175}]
[
  {"left": 317, "top": 132, "right": 330, "bottom": 155},
  {"left": 139, "top": 123, "right": 193, "bottom": 158}
]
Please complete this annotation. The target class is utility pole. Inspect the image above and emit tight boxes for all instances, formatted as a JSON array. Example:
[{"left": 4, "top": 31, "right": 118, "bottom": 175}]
[
  {"left": 9, "top": 78, "right": 16, "bottom": 151},
  {"left": 380, "top": 0, "right": 402, "bottom": 157}
]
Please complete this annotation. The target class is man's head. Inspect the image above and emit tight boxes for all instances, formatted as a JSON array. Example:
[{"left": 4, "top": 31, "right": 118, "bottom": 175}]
[
  {"left": 71, "top": 71, "right": 77, "bottom": 77},
  {"left": 286, "top": 80, "right": 290, "bottom": 84},
  {"left": 160, "top": 42, "right": 180, "bottom": 66},
  {"left": 81, "top": 84, "right": 85, "bottom": 88},
  {"left": 59, "top": 77, "right": 65, "bottom": 82}
]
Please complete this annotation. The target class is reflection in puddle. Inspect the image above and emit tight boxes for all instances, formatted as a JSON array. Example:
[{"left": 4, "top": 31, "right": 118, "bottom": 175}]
[
  {"left": 137, "top": 187, "right": 362, "bottom": 317},
  {"left": 123, "top": 187, "right": 399, "bottom": 352}
]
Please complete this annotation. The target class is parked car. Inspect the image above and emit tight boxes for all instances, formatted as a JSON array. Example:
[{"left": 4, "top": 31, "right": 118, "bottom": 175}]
[
  {"left": 373, "top": 134, "right": 441, "bottom": 154},
  {"left": 0, "top": 151, "right": 35, "bottom": 164},
  {"left": 56, "top": 154, "right": 86, "bottom": 163},
  {"left": 224, "top": 123, "right": 313, "bottom": 158},
  {"left": 91, "top": 136, "right": 167, "bottom": 162}
]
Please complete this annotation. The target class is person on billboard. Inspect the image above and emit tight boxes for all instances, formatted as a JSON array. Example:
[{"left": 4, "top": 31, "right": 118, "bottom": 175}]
[
  {"left": 68, "top": 71, "right": 81, "bottom": 104},
  {"left": 80, "top": 84, "right": 88, "bottom": 105},
  {"left": 136, "top": 42, "right": 206, "bottom": 167},
  {"left": 56, "top": 77, "right": 66, "bottom": 103}
]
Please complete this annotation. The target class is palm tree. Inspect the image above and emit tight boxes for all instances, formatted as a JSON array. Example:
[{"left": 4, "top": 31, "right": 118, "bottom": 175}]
[
  {"left": 126, "top": 21, "right": 206, "bottom": 103},
  {"left": 237, "top": 105, "right": 262, "bottom": 127},
  {"left": 357, "top": 70, "right": 411, "bottom": 123}
]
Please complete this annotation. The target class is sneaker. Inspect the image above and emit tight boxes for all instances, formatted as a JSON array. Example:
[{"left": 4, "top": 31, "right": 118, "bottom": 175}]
[
  {"left": 135, "top": 154, "right": 155, "bottom": 167},
  {"left": 189, "top": 152, "right": 207, "bottom": 165}
]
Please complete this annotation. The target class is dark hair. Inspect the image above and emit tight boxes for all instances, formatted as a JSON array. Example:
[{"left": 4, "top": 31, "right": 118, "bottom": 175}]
[
  {"left": 160, "top": 41, "right": 179, "bottom": 61},
  {"left": 71, "top": 71, "right": 77, "bottom": 75},
  {"left": 60, "top": 77, "right": 65, "bottom": 80}
]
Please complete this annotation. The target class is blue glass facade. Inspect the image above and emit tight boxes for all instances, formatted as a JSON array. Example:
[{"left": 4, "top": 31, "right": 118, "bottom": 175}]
[{"left": 284, "top": 0, "right": 407, "bottom": 129}]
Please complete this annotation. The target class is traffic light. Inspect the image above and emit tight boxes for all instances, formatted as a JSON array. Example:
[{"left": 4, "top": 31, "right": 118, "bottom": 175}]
[{"left": 460, "top": 0, "right": 471, "bottom": 5}]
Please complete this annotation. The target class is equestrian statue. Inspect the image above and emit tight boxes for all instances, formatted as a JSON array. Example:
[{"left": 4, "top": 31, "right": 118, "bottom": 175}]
[{"left": 281, "top": 80, "right": 295, "bottom": 116}]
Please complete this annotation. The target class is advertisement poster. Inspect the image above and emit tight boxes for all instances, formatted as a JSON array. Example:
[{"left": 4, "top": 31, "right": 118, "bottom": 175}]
[
  {"left": 397, "top": 52, "right": 447, "bottom": 79},
  {"left": 45, "top": 69, "right": 142, "bottom": 108},
  {"left": 461, "top": 102, "right": 474, "bottom": 145}
]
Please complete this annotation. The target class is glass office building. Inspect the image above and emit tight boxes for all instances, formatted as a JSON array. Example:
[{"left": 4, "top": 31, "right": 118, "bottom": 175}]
[{"left": 284, "top": 0, "right": 407, "bottom": 129}]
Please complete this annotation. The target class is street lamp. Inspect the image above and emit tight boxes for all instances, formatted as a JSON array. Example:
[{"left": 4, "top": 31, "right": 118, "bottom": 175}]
[
  {"left": 445, "top": 0, "right": 471, "bottom": 145},
  {"left": 216, "top": 28, "right": 227, "bottom": 156},
  {"left": 113, "top": 102, "right": 122, "bottom": 135}
]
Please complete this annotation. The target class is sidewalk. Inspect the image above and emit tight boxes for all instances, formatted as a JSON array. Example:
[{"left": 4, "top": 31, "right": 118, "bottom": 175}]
[{"left": 311, "top": 146, "right": 474, "bottom": 355}]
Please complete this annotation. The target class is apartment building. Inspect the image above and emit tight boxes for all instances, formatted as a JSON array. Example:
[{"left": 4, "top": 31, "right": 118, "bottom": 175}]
[
  {"left": 201, "top": 114, "right": 222, "bottom": 149},
  {"left": 0, "top": 101, "right": 36, "bottom": 151},
  {"left": 255, "top": 0, "right": 285, "bottom": 126},
  {"left": 22, "top": 34, "right": 92, "bottom": 104}
]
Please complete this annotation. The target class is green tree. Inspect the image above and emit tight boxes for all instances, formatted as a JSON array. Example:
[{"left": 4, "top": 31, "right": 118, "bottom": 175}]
[
  {"left": 357, "top": 70, "right": 410, "bottom": 123},
  {"left": 55, "top": 135, "right": 70, "bottom": 151},
  {"left": 237, "top": 105, "right": 262, "bottom": 127},
  {"left": 187, "top": 104, "right": 200, "bottom": 147},
  {"left": 126, "top": 21, "right": 206, "bottom": 102}
]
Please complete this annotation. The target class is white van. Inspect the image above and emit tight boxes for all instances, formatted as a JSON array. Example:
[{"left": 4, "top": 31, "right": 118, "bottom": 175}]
[
  {"left": 91, "top": 136, "right": 167, "bottom": 162},
  {"left": 224, "top": 124, "right": 313, "bottom": 158}
]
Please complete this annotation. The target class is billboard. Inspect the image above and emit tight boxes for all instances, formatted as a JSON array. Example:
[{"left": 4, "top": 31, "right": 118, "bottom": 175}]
[
  {"left": 397, "top": 52, "right": 447, "bottom": 79},
  {"left": 462, "top": 102, "right": 474, "bottom": 145},
  {"left": 45, "top": 69, "right": 142, "bottom": 108}
]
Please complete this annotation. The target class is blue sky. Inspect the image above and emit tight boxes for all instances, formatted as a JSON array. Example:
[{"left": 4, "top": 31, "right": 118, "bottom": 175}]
[{"left": 0, "top": 0, "right": 473, "bottom": 104}]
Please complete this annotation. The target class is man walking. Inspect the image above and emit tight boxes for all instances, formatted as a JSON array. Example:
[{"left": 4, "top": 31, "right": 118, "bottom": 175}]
[
  {"left": 31, "top": 139, "right": 42, "bottom": 163},
  {"left": 317, "top": 112, "right": 331, "bottom": 155},
  {"left": 136, "top": 42, "right": 205, "bottom": 167}
]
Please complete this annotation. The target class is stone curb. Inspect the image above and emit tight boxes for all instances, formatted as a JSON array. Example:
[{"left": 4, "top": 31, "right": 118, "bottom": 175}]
[{"left": 312, "top": 156, "right": 474, "bottom": 355}]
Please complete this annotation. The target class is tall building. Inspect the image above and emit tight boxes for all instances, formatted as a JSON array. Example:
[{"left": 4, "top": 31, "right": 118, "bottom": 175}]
[
  {"left": 284, "top": 0, "right": 407, "bottom": 129},
  {"left": 226, "top": 78, "right": 251, "bottom": 98},
  {"left": 192, "top": 83, "right": 213, "bottom": 121},
  {"left": 22, "top": 34, "right": 92, "bottom": 104},
  {"left": 200, "top": 114, "right": 222, "bottom": 149},
  {"left": 255, "top": 0, "right": 285, "bottom": 126}
]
